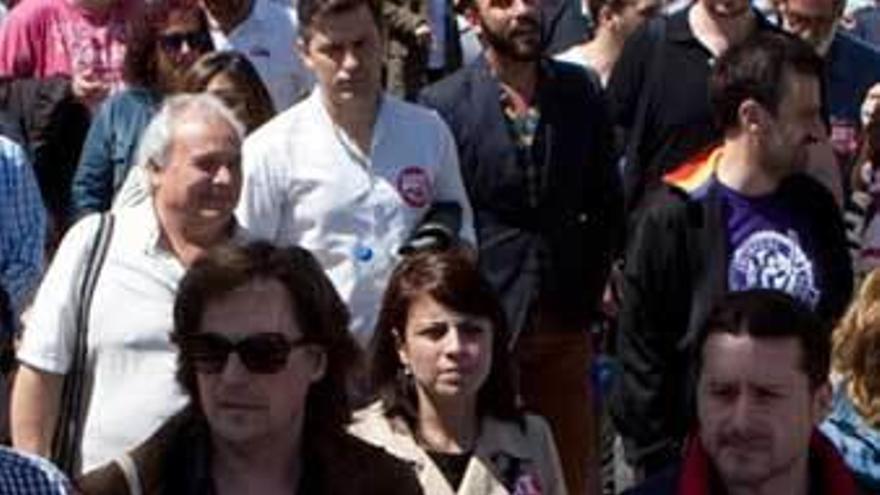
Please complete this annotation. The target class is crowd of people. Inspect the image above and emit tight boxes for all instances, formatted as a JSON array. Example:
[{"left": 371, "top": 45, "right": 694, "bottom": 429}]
[{"left": 0, "top": 0, "right": 879, "bottom": 491}]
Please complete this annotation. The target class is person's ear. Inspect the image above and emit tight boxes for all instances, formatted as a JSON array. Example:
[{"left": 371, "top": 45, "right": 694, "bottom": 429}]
[
  {"left": 600, "top": 5, "right": 618, "bottom": 30},
  {"left": 147, "top": 159, "right": 163, "bottom": 190},
  {"left": 810, "top": 380, "right": 833, "bottom": 425},
  {"left": 297, "top": 37, "right": 314, "bottom": 71},
  {"left": 393, "top": 328, "right": 411, "bottom": 369},
  {"left": 775, "top": 0, "right": 789, "bottom": 16},
  {"left": 308, "top": 347, "right": 328, "bottom": 383},
  {"left": 738, "top": 99, "right": 770, "bottom": 135}
]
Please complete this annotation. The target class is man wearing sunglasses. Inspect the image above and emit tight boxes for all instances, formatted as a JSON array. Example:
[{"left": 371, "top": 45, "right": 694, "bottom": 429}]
[
  {"left": 11, "top": 93, "right": 248, "bottom": 474},
  {"left": 202, "top": 0, "right": 315, "bottom": 112},
  {"left": 80, "top": 242, "right": 423, "bottom": 494},
  {"left": 157, "top": 31, "right": 215, "bottom": 68}
]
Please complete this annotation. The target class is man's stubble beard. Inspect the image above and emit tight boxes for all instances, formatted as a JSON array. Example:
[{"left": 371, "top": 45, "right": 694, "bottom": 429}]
[{"left": 478, "top": 18, "right": 541, "bottom": 62}]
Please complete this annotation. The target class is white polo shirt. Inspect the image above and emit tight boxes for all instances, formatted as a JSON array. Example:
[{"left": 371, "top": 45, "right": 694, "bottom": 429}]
[
  {"left": 208, "top": 0, "right": 314, "bottom": 112},
  {"left": 19, "top": 201, "right": 245, "bottom": 473},
  {"left": 237, "top": 90, "right": 475, "bottom": 344}
]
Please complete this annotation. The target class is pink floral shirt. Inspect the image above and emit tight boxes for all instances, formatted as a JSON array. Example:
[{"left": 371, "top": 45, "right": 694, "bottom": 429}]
[{"left": 0, "top": 0, "right": 129, "bottom": 90}]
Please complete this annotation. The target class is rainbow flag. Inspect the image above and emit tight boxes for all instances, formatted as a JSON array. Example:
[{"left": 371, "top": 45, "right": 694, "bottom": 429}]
[{"left": 663, "top": 146, "right": 723, "bottom": 197}]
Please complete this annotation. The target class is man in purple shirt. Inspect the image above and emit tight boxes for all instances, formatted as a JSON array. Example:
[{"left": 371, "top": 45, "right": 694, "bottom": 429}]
[{"left": 612, "top": 31, "right": 853, "bottom": 476}]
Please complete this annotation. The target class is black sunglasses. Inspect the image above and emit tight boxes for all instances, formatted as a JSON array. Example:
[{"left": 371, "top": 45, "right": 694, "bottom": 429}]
[
  {"left": 180, "top": 332, "right": 310, "bottom": 374},
  {"left": 157, "top": 31, "right": 213, "bottom": 54}
]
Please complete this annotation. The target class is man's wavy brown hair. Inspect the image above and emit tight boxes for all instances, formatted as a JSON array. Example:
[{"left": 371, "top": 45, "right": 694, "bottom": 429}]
[{"left": 173, "top": 241, "right": 362, "bottom": 434}]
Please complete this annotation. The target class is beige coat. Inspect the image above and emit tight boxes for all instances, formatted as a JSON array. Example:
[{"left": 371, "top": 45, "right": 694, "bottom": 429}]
[{"left": 349, "top": 403, "right": 567, "bottom": 495}]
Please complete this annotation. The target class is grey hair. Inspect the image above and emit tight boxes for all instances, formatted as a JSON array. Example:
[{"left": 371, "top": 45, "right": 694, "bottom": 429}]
[{"left": 133, "top": 92, "right": 246, "bottom": 172}]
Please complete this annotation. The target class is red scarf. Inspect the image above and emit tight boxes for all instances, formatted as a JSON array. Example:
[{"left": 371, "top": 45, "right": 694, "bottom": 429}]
[{"left": 676, "top": 431, "right": 859, "bottom": 495}]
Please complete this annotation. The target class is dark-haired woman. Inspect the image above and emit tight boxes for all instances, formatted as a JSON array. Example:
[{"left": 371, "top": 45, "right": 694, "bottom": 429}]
[
  {"left": 71, "top": 0, "right": 213, "bottom": 218},
  {"left": 350, "top": 248, "right": 567, "bottom": 495},
  {"left": 183, "top": 51, "right": 275, "bottom": 134}
]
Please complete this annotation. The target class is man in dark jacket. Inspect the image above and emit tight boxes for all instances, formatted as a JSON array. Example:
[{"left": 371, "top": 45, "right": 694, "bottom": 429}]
[
  {"left": 541, "top": 0, "right": 591, "bottom": 54},
  {"left": 625, "top": 290, "right": 859, "bottom": 495},
  {"left": 607, "top": 0, "right": 775, "bottom": 213},
  {"left": 0, "top": 77, "right": 89, "bottom": 237},
  {"left": 612, "top": 31, "right": 853, "bottom": 476},
  {"left": 419, "top": 0, "right": 623, "bottom": 490},
  {"left": 79, "top": 243, "right": 424, "bottom": 495}
]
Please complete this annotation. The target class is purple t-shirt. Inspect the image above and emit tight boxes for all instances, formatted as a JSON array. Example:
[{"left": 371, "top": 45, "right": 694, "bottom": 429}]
[{"left": 718, "top": 180, "right": 821, "bottom": 308}]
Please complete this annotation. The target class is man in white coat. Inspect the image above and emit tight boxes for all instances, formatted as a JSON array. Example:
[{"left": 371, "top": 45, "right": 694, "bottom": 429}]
[{"left": 236, "top": 0, "right": 475, "bottom": 344}]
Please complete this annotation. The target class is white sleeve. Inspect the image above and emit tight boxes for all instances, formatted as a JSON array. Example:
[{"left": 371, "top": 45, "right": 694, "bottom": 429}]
[
  {"left": 18, "top": 215, "right": 103, "bottom": 374},
  {"left": 431, "top": 114, "right": 476, "bottom": 246},
  {"left": 235, "top": 136, "right": 283, "bottom": 243}
]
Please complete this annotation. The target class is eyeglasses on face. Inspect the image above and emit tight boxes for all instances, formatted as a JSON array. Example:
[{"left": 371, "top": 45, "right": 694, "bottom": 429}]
[
  {"left": 179, "top": 332, "right": 310, "bottom": 374},
  {"left": 157, "top": 31, "right": 213, "bottom": 54}
]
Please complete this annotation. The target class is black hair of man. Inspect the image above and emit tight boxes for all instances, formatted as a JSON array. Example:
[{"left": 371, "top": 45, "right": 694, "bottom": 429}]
[
  {"left": 587, "top": 0, "right": 631, "bottom": 26},
  {"left": 709, "top": 31, "right": 825, "bottom": 133},
  {"left": 297, "top": 0, "right": 383, "bottom": 42},
  {"left": 692, "top": 289, "right": 832, "bottom": 393}
]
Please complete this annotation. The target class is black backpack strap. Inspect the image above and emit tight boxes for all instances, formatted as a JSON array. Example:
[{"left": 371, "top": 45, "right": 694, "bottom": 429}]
[{"left": 52, "top": 212, "right": 115, "bottom": 475}]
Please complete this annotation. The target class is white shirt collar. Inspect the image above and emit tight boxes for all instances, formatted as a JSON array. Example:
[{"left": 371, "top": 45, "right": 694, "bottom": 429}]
[
  {"left": 309, "top": 87, "right": 390, "bottom": 168},
  {"left": 125, "top": 200, "right": 247, "bottom": 258}
]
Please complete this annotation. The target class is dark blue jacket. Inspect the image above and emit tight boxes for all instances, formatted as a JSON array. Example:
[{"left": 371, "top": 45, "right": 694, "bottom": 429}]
[
  {"left": 825, "top": 31, "right": 880, "bottom": 164},
  {"left": 419, "top": 56, "right": 623, "bottom": 336},
  {"left": 71, "top": 87, "right": 159, "bottom": 219},
  {"left": 827, "top": 30, "right": 880, "bottom": 124},
  {"left": 849, "top": 7, "right": 880, "bottom": 48},
  {"left": 623, "top": 468, "right": 678, "bottom": 495},
  {"left": 541, "top": 0, "right": 591, "bottom": 54}
]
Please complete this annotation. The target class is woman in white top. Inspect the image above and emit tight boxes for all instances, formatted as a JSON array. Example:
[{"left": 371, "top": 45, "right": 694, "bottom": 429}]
[{"left": 350, "top": 248, "right": 567, "bottom": 495}]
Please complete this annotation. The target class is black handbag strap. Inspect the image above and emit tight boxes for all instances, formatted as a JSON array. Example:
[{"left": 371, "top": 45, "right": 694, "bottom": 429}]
[{"left": 52, "top": 212, "right": 115, "bottom": 475}]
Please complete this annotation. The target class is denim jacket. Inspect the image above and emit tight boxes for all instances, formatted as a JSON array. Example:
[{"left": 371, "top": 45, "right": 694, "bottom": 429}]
[
  {"left": 820, "top": 380, "right": 880, "bottom": 493},
  {"left": 70, "top": 87, "right": 159, "bottom": 219}
]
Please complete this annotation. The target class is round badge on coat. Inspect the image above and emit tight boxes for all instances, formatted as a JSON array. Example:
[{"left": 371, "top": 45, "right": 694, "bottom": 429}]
[{"left": 396, "top": 166, "right": 432, "bottom": 208}]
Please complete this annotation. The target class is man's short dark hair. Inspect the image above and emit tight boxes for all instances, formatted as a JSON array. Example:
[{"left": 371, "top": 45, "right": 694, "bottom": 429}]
[
  {"left": 173, "top": 241, "right": 361, "bottom": 434},
  {"left": 694, "top": 289, "right": 831, "bottom": 392},
  {"left": 587, "top": 0, "right": 632, "bottom": 26},
  {"left": 709, "top": 31, "right": 824, "bottom": 132},
  {"left": 297, "top": 0, "right": 382, "bottom": 42}
]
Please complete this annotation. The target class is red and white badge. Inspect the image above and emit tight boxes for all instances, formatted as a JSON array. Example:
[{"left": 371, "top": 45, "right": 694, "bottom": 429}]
[
  {"left": 512, "top": 472, "right": 544, "bottom": 495},
  {"left": 396, "top": 166, "right": 432, "bottom": 208}
]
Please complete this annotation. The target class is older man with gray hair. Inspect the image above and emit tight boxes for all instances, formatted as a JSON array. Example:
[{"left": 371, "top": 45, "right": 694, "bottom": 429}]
[{"left": 11, "top": 93, "right": 248, "bottom": 475}]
